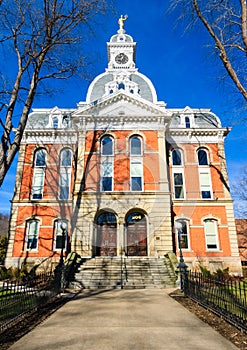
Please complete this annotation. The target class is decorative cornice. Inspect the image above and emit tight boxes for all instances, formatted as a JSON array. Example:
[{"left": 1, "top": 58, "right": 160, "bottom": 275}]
[{"left": 168, "top": 128, "right": 229, "bottom": 138}]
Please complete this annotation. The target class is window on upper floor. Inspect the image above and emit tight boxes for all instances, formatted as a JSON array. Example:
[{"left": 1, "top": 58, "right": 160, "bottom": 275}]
[
  {"left": 197, "top": 149, "right": 212, "bottom": 199},
  {"left": 204, "top": 219, "right": 219, "bottom": 250},
  {"left": 118, "top": 83, "right": 125, "bottom": 90},
  {"left": 199, "top": 171, "right": 212, "bottom": 199},
  {"left": 59, "top": 149, "right": 72, "bottom": 200},
  {"left": 130, "top": 136, "right": 143, "bottom": 191},
  {"left": 172, "top": 149, "right": 185, "bottom": 199},
  {"left": 26, "top": 219, "right": 39, "bottom": 250},
  {"left": 130, "top": 136, "right": 142, "bottom": 156},
  {"left": 101, "top": 136, "right": 114, "bottom": 192},
  {"left": 53, "top": 116, "right": 59, "bottom": 129},
  {"left": 185, "top": 117, "right": 191, "bottom": 128},
  {"left": 101, "top": 136, "right": 113, "bottom": 156},
  {"left": 173, "top": 171, "right": 185, "bottom": 199},
  {"left": 32, "top": 149, "right": 46, "bottom": 200},
  {"left": 172, "top": 149, "right": 182, "bottom": 166},
  {"left": 198, "top": 149, "right": 209, "bottom": 165}
]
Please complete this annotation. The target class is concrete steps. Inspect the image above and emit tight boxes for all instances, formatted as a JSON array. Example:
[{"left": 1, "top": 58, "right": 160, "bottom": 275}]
[{"left": 73, "top": 256, "right": 177, "bottom": 290}]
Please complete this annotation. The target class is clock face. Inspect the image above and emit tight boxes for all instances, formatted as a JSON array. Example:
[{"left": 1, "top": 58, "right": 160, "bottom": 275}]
[{"left": 115, "top": 53, "right": 128, "bottom": 64}]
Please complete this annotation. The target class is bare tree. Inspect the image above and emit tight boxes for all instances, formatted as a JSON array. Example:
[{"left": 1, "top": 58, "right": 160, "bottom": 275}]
[
  {"left": 169, "top": 0, "right": 247, "bottom": 102},
  {"left": 232, "top": 167, "right": 247, "bottom": 218},
  {"left": 0, "top": 0, "right": 107, "bottom": 187}
]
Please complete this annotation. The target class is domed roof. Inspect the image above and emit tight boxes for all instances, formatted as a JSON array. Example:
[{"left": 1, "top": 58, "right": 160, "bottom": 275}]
[
  {"left": 85, "top": 18, "right": 158, "bottom": 105},
  {"left": 86, "top": 71, "right": 157, "bottom": 104}
]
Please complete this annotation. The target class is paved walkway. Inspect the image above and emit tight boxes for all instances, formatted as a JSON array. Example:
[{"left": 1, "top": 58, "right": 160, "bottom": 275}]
[{"left": 8, "top": 289, "right": 238, "bottom": 350}]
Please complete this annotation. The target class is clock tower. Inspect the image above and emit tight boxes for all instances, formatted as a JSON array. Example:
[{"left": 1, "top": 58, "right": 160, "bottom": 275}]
[{"left": 107, "top": 15, "right": 136, "bottom": 71}]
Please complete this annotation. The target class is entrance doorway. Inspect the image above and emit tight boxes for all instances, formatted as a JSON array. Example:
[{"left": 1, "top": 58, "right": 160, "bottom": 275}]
[
  {"left": 95, "top": 212, "right": 117, "bottom": 256},
  {"left": 126, "top": 212, "right": 147, "bottom": 256}
]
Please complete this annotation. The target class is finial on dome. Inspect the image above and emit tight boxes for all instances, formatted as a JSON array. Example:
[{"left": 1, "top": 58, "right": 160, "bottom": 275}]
[{"left": 118, "top": 14, "right": 128, "bottom": 31}]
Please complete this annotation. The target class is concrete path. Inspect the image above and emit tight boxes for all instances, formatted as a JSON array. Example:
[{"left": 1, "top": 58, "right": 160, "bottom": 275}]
[{"left": 8, "top": 289, "right": 238, "bottom": 350}]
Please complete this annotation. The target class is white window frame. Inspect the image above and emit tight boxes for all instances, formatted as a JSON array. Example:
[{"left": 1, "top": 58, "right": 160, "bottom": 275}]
[
  {"left": 130, "top": 136, "right": 142, "bottom": 156},
  {"left": 172, "top": 169, "right": 185, "bottom": 199},
  {"left": 199, "top": 169, "right": 212, "bottom": 199},
  {"left": 130, "top": 157, "right": 143, "bottom": 191},
  {"left": 100, "top": 156, "right": 114, "bottom": 192},
  {"left": 130, "top": 136, "right": 143, "bottom": 192},
  {"left": 204, "top": 219, "right": 219, "bottom": 250},
  {"left": 31, "top": 149, "right": 46, "bottom": 200},
  {"left": 26, "top": 220, "right": 39, "bottom": 251},
  {"left": 59, "top": 149, "right": 72, "bottom": 200}
]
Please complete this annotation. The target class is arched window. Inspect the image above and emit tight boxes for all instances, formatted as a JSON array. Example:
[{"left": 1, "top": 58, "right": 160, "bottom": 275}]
[
  {"left": 185, "top": 116, "right": 190, "bottom": 128},
  {"left": 32, "top": 149, "right": 46, "bottom": 199},
  {"left": 59, "top": 149, "right": 72, "bottom": 200},
  {"left": 197, "top": 149, "right": 212, "bottom": 199},
  {"left": 204, "top": 219, "right": 219, "bottom": 250},
  {"left": 130, "top": 136, "right": 143, "bottom": 191},
  {"left": 35, "top": 149, "right": 46, "bottom": 167},
  {"left": 198, "top": 149, "right": 208, "bottom": 165},
  {"left": 54, "top": 220, "right": 68, "bottom": 250},
  {"left": 101, "top": 136, "right": 114, "bottom": 191},
  {"left": 118, "top": 83, "right": 125, "bottom": 90},
  {"left": 97, "top": 212, "right": 117, "bottom": 225},
  {"left": 101, "top": 136, "right": 113, "bottom": 155},
  {"left": 172, "top": 149, "right": 182, "bottom": 166},
  {"left": 26, "top": 219, "right": 39, "bottom": 250},
  {"left": 130, "top": 136, "right": 142, "bottom": 155}
]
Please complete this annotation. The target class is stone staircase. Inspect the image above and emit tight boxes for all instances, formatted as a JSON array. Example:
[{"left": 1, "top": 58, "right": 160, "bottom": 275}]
[{"left": 73, "top": 256, "right": 177, "bottom": 290}]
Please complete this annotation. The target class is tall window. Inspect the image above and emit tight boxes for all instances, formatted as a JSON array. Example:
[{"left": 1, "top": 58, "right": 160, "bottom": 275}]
[
  {"left": 101, "top": 136, "right": 113, "bottom": 191},
  {"left": 53, "top": 117, "right": 59, "bottom": 129},
  {"left": 130, "top": 136, "right": 142, "bottom": 155},
  {"left": 197, "top": 149, "right": 212, "bottom": 199},
  {"left": 204, "top": 219, "right": 219, "bottom": 250},
  {"left": 54, "top": 220, "right": 67, "bottom": 250},
  {"left": 26, "top": 220, "right": 39, "bottom": 250},
  {"left": 172, "top": 149, "right": 182, "bottom": 166},
  {"left": 176, "top": 220, "right": 189, "bottom": 249},
  {"left": 32, "top": 149, "right": 46, "bottom": 199},
  {"left": 173, "top": 173, "right": 184, "bottom": 199},
  {"left": 198, "top": 149, "right": 208, "bottom": 165},
  {"left": 59, "top": 149, "right": 72, "bottom": 200},
  {"left": 185, "top": 117, "right": 190, "bottom": 128},
  {"left": 172, "top": 149, "right": 185, "bottom": 199},
  {"left": 130, "top": 136, "right": 143, "bottom": 191}
]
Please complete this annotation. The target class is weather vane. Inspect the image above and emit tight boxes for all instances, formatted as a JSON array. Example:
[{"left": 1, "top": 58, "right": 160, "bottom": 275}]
[{"left": 118, "top": 14, "right": 128, "bottom": 30}]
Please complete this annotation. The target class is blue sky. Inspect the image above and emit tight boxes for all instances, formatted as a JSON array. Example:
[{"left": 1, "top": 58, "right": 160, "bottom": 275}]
[{"left": 0, "top": 0, "right": 246, "bottom": 216}]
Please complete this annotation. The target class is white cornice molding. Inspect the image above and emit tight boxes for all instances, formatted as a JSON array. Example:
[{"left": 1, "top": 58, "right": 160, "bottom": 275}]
[
  {"left": 23, "top": 129, "right": 78, "bottom": 144},
  {"left": 167, "top": 128, "right": 230, "bottom": 143}
]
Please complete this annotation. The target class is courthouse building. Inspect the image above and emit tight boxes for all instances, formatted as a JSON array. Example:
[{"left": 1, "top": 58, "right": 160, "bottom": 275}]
[{"left": 5, "top": 18, "right": 242, "bottom": 274}]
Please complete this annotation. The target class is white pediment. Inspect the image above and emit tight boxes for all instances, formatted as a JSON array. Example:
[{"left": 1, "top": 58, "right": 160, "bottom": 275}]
[{"left": 74, "top": 91, "right": 168, "bottom": 118}]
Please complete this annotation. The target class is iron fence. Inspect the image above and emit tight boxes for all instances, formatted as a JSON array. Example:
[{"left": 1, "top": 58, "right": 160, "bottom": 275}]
[
  {"left": 0, "top": 271, "right": 61, "bottom": 332},
  {"left": 184, "top": 271, "right": 247, "bottom": 332}
]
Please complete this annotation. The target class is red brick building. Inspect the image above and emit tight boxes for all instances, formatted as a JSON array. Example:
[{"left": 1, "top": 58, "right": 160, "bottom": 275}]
[{"left": 5, "top": 20, "right": 242, "bottom": 274}]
